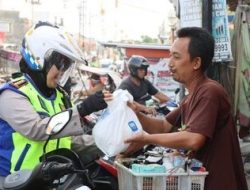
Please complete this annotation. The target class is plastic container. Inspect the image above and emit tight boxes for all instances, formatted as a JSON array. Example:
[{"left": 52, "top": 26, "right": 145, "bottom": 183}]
[{"left": 116, "top": 161, "right": 208, "bottom": 190}]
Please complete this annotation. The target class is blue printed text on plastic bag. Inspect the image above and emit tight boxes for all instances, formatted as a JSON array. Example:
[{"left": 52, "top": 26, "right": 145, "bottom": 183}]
[{"left": 128, "top": 121, "right": 138, "bottom": 132}]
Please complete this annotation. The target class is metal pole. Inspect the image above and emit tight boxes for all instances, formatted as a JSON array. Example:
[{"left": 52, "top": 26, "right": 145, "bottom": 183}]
[{"left": 171, "top": 27, "right": 175, "bottom": 43}]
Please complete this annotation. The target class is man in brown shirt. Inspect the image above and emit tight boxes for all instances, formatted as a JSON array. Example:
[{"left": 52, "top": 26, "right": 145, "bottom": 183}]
[{"left": 125, "top": 27, "right": 247, "bottom": 190}]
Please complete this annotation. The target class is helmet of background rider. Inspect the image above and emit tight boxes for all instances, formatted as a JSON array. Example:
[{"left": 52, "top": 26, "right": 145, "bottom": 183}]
[
  {"left": 128, "top": 55, "right": 149, "bottom": 78},
  {"left": 20, "top": 21, "right": 86, "bottom": 86}
]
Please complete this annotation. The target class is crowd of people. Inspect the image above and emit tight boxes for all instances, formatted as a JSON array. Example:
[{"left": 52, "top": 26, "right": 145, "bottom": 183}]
[{"left": 0, "top": 21, "right": 248, "bottom": 190}]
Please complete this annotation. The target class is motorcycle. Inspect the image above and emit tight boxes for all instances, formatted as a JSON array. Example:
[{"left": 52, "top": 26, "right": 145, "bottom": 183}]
[
  {"left": 80, "top": 115, "right": 119, "bottom": 190},
  {"left": 84, "top": 157, "right": 118, "bottom": 190},
  {"left": 145, "top": 88, "right": 180, "bottom": 116},
  {"left": 1, "top": 110, "right": 116, "bottom": 190}
]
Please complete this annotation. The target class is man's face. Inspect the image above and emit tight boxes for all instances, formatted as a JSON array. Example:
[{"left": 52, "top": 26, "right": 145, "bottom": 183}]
[
  {"left": 136, "top": 68, "right": 147, "bottom": 79},
  {"left": 169, "top": 37, "right": 198, "bottom": 84}
]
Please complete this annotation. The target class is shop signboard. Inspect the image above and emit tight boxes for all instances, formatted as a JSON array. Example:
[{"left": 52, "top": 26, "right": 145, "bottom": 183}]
[
  {"left": 180, "top": 0, "right": 202, "bottom": 27},
  {"left": 179, "top": 0, "right": 232, "bottom": 62},
  {"left": 212, "top": 0, "right": 233, "bottom": 62}
]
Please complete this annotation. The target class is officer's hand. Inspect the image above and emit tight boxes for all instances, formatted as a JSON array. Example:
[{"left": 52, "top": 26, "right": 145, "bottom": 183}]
[
  {"left": 77, "top": 91, "right": 110, "bottom": 117},
  {"left": 102, "top": 90, "right": 113, "bottom": 101}
]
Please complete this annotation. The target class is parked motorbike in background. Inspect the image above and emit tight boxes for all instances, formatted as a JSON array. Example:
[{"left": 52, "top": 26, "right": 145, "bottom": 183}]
[{"left": 145, "top": 88, "right": 180, "bottom": 116}]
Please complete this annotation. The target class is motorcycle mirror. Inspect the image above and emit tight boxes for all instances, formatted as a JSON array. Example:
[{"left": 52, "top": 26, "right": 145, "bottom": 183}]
[
  {"left": 46, "top": 110, "right": 72, "bottom": 136},
  {"left": 42, "top": 110, "right": 72, "bottom": 162},
  {"left": 175, "top": 88, "right": 180, "bottom": 95}
]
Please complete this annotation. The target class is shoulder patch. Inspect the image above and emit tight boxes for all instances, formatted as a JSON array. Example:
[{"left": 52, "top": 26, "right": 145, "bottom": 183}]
[{"left": 10, "top": 79, "right": 28, "bottom": 89}]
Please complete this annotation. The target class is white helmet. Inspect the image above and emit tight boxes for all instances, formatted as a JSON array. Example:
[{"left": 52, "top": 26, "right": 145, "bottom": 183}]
[{"left": 21, "top": 21, "right": 85, "bottom": 86}]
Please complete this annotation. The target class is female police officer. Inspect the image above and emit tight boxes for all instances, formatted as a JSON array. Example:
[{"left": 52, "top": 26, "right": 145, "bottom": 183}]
[{"left": 0, "top": 22, "right": 110, "bottom": 179}]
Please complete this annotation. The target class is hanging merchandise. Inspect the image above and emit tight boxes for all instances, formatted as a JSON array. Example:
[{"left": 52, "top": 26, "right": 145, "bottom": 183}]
[
  {"left": 232, "top": 5, "right": 250, "bottom": 141},
  {"left": 212, "top": 0, "right": 233, "bottom": 62}
]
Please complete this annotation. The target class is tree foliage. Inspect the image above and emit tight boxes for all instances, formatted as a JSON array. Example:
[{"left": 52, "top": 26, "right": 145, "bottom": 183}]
[{"left": 140, "top": 35, "right": 158, "bottom": 44}]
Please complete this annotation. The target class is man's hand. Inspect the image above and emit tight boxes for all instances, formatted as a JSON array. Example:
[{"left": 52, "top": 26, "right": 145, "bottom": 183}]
[
  {"left": 121, "top": 142, "right": 145, "bottom": 156},
  {"left": 127, "top": 101, "right": 138, "bottom": 112},
  {"left": 143, "top": 107, "right": 156, "bottom": 115},
  {"left": 127, "top": 101, "right": 156, "bottom": 115},
  {"left": 124, "top": 131, "right": 148, "bottom": 144},
  {"left": 122, "top": 131, "right": 148, "bottom": 156}
]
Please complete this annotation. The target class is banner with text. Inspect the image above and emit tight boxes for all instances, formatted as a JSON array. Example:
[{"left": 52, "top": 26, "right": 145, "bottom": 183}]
[
  {"left": 212, "top": 0, "right": 233, "bottom": 62},
  {"left": 180, "top": 0, "right": 202, "bottom": 27}
]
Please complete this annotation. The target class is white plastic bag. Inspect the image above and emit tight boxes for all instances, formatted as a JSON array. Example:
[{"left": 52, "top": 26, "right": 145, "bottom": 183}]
[{"left": 92, "top": 89, "right": 142, "bottom": 157}]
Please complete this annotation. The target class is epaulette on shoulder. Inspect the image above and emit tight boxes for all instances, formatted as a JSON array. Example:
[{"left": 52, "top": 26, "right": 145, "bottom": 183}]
[{"left": 10, "top": 79, "right": 28, "bottom": 89}]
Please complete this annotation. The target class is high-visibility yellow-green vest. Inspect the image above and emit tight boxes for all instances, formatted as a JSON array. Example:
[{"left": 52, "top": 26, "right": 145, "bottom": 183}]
[{"left": 9, "top": 76, "right": 71, "bottom": 173}]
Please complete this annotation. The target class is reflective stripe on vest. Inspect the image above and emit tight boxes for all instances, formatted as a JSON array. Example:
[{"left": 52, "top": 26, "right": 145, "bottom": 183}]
[{"left": 10, "top": 76, "right": 71, "bottom": 173}]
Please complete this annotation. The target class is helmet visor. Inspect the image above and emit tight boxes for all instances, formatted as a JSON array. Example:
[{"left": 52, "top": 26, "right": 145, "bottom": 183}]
[
  {"left": 58, "top": 62, "right": 75, "bottom": 86},
  {"left": 45, "top": 50, "right": 73, "bottom": 72},
  {"left": 45, "top": 50, "right": 75, "bottom": 86}
]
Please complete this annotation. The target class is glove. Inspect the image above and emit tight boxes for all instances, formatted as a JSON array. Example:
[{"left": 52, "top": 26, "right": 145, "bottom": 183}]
[{"left": 77, "top": 91, "right": 107, "bottom": 117}]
